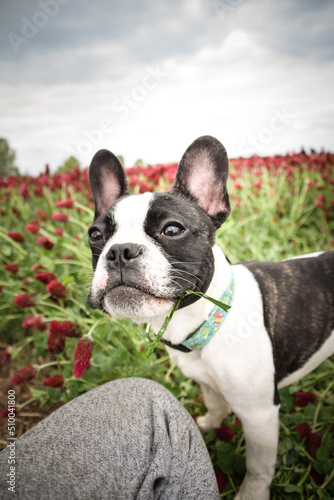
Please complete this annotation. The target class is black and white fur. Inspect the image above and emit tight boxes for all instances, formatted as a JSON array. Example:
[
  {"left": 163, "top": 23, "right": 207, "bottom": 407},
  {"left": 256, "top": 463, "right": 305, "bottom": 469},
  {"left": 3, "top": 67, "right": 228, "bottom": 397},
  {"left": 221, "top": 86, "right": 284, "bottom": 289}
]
[{"left": 87, "top": 136, "right": 334, "bottom": 500}]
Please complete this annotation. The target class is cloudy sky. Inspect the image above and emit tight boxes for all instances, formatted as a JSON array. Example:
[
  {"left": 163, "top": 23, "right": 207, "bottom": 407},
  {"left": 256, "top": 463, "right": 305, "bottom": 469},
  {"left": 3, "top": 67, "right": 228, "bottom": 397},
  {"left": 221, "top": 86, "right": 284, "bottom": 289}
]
[{"left": 1, "top": 0, "right": 334, "bottom": 175}]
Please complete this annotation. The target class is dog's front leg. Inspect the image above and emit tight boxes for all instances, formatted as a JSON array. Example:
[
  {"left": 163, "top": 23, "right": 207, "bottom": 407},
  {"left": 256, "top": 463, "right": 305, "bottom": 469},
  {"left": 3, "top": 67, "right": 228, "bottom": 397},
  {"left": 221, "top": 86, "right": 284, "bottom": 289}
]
[
  {"left": 234, "top": 404, "right": 279, "bottom": 500},
  {"left": 197, "top": 382, "right": 231, "bottom": 431}
]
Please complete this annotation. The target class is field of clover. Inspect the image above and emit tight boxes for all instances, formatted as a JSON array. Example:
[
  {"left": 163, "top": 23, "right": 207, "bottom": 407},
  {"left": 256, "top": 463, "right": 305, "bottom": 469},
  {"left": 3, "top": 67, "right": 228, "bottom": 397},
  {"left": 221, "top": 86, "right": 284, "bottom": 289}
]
[{"left": 0, "top": 152, "right": 334, "bottom": 499}]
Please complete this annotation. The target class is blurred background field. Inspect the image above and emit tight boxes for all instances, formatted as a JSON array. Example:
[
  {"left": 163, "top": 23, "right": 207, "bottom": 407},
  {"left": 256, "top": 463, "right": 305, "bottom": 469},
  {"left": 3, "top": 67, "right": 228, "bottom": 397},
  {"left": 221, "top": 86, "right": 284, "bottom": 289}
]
[{"left": 0, "top": 152, "right": 333, "bottom": 499}]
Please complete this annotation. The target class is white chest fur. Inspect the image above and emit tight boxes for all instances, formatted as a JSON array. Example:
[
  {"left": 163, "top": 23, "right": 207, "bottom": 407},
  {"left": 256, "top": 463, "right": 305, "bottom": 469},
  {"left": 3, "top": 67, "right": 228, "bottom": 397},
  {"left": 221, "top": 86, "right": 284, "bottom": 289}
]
[{"left": 152, "top": 245, "right": 276, "bottom": 413}]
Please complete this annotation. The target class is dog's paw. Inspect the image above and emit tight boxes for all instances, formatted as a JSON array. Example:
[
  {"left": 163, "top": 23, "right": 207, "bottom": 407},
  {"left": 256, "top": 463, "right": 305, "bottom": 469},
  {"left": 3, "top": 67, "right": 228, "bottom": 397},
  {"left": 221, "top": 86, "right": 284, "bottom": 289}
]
[
  {"left": 197, "top": 407, "right": 231, "bottom": 432},
  {"left": 234, "top": 490, "right": 269, "bottom": 500},
  {"left": 234, "top": 474, "right": 270, "bottom": 500},
  {"left": 197, "top": 413, "right": 221, "bottom": 432}
]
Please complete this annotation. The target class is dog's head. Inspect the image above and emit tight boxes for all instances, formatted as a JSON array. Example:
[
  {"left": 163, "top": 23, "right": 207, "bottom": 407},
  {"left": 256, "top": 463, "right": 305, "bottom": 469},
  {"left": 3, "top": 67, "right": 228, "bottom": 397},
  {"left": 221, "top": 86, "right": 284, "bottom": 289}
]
[{"left": 87, "top": 135, "right": 230, "bottom": 323}]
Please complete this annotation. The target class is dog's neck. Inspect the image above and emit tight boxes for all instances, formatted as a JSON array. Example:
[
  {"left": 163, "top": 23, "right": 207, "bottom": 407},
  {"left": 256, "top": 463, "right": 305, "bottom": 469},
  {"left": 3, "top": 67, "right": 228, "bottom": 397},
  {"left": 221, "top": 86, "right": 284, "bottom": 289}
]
[{"left": 150, "top": 245, "right": 232, "bottom": 345}]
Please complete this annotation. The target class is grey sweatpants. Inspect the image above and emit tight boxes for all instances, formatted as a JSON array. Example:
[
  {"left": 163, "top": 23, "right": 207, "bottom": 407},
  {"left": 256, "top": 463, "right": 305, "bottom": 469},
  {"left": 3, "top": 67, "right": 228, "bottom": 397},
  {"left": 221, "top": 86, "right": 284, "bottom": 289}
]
[{"left": 0, "top": 378, "right": 219, "bottom": 499}]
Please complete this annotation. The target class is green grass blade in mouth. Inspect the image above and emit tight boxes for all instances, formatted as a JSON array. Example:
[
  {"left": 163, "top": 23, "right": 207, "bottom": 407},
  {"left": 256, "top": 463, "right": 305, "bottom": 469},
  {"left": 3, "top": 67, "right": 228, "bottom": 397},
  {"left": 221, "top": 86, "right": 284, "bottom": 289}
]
[
  {"left": 184, "top": 290, "right": 231, "bottom": 311},
  {"left": 145, "top": 290, "right": 231, "bottom": 358}
]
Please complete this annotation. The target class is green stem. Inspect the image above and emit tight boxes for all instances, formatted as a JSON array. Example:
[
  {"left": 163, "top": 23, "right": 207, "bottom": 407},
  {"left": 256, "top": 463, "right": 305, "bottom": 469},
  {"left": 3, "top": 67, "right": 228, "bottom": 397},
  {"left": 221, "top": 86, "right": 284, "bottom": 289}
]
[
  {"left": 68, "top": 217, "right": 90, "bottom": 231},
  {"left": 146, "top": 290, "right": 231, "bottom": 359},
  {"left": 9, "top": 337, "right": 34, "bottom": 357},
  {"left": 17, "top": 397, "right": 37, "bottom": 410},
  {"left": 319, "top": 466, "right": 334, "bottom": 490},
  {"left": 279, "top": 420, "right": 291, "bottom": 435},
  {"left": 86, "top": 318, "right": 103, "bottom": 340},
  {"left": 67, "top": 377, "right": 96, "bottom": 388},
  {"left": 313, "top": 379, "right": 334, "bottom": 429},
  {"left": 152, "top": 354, "right": 170, "bottom": 365},
  {"left": 38, "top": 360, "right": 72, "bottom": 371},
  {"left": 297, "top": 463, "right": 311, "bottom": 488},
  {"left": 38, "top": 300, "right": 72, "bottom": 313},
  {"left": 165, "top": 362, "right": 176, "bottom": 383},
  {"left": 74, "top": 202, "right": 94, "bottom": 216}
]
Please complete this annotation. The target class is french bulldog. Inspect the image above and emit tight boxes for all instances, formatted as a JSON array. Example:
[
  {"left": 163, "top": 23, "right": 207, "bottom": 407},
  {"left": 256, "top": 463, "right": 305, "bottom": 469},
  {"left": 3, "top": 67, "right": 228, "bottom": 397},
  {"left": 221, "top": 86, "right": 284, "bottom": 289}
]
[{"left": 87, "top": 136, "right": 334, "bottom": 499}]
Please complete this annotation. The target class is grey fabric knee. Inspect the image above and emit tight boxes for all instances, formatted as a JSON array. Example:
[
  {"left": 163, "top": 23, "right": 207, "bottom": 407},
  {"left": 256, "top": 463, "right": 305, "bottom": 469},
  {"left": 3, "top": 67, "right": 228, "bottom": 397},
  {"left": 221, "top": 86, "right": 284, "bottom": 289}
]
[{"left": 0, "top": 378, "right": 219, "bottom": 499}]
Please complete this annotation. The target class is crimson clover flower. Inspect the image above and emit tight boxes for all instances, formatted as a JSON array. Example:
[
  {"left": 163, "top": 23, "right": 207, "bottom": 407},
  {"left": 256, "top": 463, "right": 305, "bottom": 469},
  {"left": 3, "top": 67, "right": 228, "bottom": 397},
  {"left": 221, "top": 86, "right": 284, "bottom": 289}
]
[
  {"left": 294, "top": 422, "right": 312, "bottom": 440},
  {"left": 310, "top": 467, "right": 325, "bottom": 485},
  {"left": 1, "top": 407, "right": 18, "bottom": 418},
  {"left": 36, "top": 209, "right": 48, "bottom": 221},
  {"left": 19, "top": 183, "right": 30, "bottom": 200},
  {"left": 48, "top": 319, "right": 81, "bottom": 338},
  {"left": 62, "top": 254, "right": 73, "bottom": 261},
  {"left": 22, "top": 314, "right": 47, "bottom": 332},
  {"left": 42, "top": 374, "right": 64, "bottom": 388},
  {"left": 52, "top": 212, "right": 69, "bottom": 222},
  {"left": 25, "top": 224, "right": 40, "bottom": 234},
  {"left": 55, "top": 199, "right": 74, "bottom": 208},
  {"left": 54, "top": 228, "right": 65, "bottom": 237},
  {"left": 60, "top": 321, "right": 81, "bottom": 338},
  {"left": 73, "top": 337, "right": 93, "bottom": 378},
  {"left": 253, "top": 179, "right": 263, "bottom": 189},
  {"left": 139, "top": 182, "right": 154, "bottom": 194},
  {"left": 36, "top": 236, "right": 54, "bottom": 250},
  {"left": 31, "top": 262, "right": 45, "bottom": 272},
  {"left": 307, "top": 431, "right": 322, "bottom": 459},
  {"left": 294, "top": 391, "right": 317, "bottom": 407},
  {"left": 214, "top": 467, "right": 228, "bottom": 493},
  {"left": 215, "top": 425, "right": 235, "bottom": 442},
  {"left": 233, "top": 418, "right": 242, "bottom": 428},
  {"left": 47, "top": 280, "right": 67, "bottom": 298},
  {"left": 13, "top": 293, "right": 36, "bottom": 308},
  {"left": 7, "top": 231, "right": 25, "bottom": 243},
  {"left": 48, "top": 320, "right": 66, "bottom": 354},
  {"left": 2, "top": 349, "right": 11, "bottom": 363},
  {"left": 4, "top": 264, "right": 19, "bottom": 274},
  {"left": 34, "top": 272, "right": 56, "bottom": 284},
  {"left": 11, "top": 364, "right": 37, "bottom": 385}
]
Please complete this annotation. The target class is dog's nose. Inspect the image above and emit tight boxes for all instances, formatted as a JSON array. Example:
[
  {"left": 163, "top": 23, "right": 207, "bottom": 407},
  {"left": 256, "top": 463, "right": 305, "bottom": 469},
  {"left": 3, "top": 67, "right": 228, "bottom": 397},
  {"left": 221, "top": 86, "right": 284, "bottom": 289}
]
[{"left": 106, "top": 243, "right": 143, "bottom": 264}]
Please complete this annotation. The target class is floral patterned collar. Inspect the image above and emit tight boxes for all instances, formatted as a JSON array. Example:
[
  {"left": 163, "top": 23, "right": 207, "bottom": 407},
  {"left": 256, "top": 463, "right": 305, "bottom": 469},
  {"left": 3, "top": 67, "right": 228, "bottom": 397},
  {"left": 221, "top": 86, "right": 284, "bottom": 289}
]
[{"left": 163, "top": 271, "right": 235, "bottom": 353}]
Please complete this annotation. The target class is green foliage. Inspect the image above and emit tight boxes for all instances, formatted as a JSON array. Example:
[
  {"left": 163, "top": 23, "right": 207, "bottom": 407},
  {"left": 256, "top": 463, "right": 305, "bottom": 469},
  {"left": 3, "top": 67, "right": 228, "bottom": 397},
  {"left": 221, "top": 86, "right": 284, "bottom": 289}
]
[
  {"left": 56, "top": 156, "right": 81, "bottom": 173},
  {"left": 134, "top": 158, "right": 145, "bottom": 166},
  {"left": 0, "top": 138, "right": 18, "bottom": 177},
  {"left": 117, "top": 155, "right": 125, "bottom": 166},
  {"left": 217, "top": 168, "right": 333, "bottom": 262}
]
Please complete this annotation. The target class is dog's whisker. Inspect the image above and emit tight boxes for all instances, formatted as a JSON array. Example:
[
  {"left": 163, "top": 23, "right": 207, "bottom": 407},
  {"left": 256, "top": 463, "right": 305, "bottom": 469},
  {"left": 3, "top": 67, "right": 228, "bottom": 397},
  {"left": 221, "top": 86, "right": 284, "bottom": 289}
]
[
  {"left": 171, "top": 269, "right": 205, "bottom": 286},
  {"left": 169, "top": 276, "right": 198, "bottom": 290},
  {"left": 169, "top": 276, "right": 201, "bottom": 292},
  {"left": 170, "top": 260, "right": 206, "bottom": 266}
]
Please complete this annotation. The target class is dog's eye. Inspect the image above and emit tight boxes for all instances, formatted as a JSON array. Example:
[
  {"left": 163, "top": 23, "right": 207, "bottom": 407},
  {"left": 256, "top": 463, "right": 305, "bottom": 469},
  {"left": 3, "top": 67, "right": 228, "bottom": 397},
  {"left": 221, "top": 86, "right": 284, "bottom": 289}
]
[
  {"left": 90, "top": 229, "right": 103, "bottom": 242},
  {"left": 162, "top": 225, "right": 184, "bottom": 237}
]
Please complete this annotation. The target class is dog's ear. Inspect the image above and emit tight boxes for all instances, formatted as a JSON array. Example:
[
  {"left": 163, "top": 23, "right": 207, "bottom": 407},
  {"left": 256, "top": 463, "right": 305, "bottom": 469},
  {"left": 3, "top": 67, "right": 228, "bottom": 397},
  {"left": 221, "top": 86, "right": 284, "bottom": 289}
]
[
  {"left": 89, "top": 149, "right": 129, "bottom": 220},
  {"left": 171, "top": 135, "right": 230, "bottom": 228}
]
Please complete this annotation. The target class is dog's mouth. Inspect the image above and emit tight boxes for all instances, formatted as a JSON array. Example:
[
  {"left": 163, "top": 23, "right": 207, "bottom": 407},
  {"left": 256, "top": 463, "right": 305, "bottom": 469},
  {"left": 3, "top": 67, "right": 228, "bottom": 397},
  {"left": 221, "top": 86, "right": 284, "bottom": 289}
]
[
  {"left": 106, "top": 284, "right": 161, "bottom": 301},
  {"left": 101, "top": 283, "right": 174, "bottom": 322},
  {"left": 87, "top": 269, "right": 201, "bottom": 322}
]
